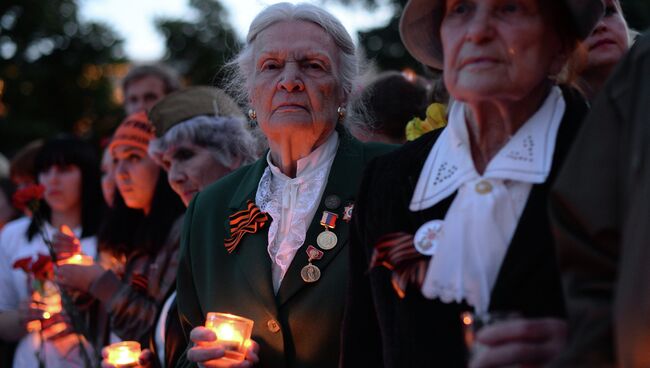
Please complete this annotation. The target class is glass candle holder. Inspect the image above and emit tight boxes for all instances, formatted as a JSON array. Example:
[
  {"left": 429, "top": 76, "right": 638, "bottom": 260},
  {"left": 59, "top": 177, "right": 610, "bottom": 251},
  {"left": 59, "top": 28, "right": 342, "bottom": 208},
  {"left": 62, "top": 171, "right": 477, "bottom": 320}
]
[
  {"left": 56, "top": 254, "right": 94, "bottom": 266},
  {"left": 461, "top": 311, "right": 522, "bottom": 358},
  {"left": 106, "top": 341, "right": 141, "bottom": 367},
  {"left": 205, "top": 312, "right": 254, "bottom": 362}
]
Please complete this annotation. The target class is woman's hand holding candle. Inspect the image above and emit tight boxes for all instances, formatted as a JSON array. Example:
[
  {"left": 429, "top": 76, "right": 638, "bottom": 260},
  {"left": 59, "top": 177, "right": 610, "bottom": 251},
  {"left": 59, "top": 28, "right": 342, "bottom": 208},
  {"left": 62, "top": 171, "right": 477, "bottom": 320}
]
[
  {"left": 187, "top": 326, "right": 259, "bottom": 368},
  {"left": 55, "top": 263, "right": 105, "bottom": 293},
  {"left": 52, "top": 225, "right": 81, "bottom": 260},
  {"left": 469, "top": 317, "right": 567, "bottom": 368}
]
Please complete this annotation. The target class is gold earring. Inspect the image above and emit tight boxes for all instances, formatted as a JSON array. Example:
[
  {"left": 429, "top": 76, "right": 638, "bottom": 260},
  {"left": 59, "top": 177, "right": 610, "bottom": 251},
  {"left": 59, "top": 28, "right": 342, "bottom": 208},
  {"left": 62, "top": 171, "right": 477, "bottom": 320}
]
[
  {"left": 337, "top": 106, "right": 346, "bottom": 119},
  {"left": 248, "top": 109, "right": 257, "bottom": 120}
]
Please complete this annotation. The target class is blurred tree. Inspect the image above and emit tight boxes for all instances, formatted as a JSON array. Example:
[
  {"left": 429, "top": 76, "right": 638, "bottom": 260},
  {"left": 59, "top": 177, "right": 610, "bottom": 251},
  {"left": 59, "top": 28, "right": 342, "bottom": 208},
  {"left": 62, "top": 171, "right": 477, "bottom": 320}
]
[
  {"left": 0, "top": 0, "right": 126, "bottom": 156},
  {"left": 156, "top": 0, "right": 241, "bottom": 87},
  {"left": 621, "top": 0, "right": 650, "bottom": 33}
]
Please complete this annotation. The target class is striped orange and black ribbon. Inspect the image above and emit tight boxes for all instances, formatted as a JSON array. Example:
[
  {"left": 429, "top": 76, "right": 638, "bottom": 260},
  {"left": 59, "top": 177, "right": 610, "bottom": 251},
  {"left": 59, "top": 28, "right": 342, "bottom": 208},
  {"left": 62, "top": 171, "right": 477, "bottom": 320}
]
[
  {"left": 224, "top": 200, "right": 269, "bottom": 253},
  {"left": 370, "top": 232, "right": 430, "bottom": 299}
]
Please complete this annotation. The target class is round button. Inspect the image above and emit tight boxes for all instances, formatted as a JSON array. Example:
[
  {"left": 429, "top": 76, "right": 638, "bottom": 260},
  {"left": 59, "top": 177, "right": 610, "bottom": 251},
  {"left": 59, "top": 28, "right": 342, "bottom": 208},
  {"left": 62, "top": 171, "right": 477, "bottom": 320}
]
[
  {"left": 267, "top": 319, "right": 281, "bottom": 333},
  {"left": 475, "top": 180, "right": 493, "bottom": 194},
  {"left": 324, "top": 195, "right": 341, "bottom": 210}
]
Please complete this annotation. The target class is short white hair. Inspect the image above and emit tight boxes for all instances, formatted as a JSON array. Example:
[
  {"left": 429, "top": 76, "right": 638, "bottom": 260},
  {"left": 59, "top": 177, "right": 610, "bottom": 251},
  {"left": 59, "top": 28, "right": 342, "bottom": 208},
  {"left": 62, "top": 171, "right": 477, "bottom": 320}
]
[
  {"left": 225, "top": 2, "right": 359, "bottom": 106},
  {"left": 149, "top": 116, "right": 259, "bottom": 169}
]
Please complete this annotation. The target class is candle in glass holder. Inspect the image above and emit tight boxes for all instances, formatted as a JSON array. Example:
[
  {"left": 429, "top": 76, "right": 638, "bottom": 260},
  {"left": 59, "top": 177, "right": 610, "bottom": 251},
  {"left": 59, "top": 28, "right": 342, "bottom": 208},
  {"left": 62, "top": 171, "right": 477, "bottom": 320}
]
[
  {"left": 106, "top": 341, "right": 141, "bottom": 367},
  {"left": 56, "top": 254, "right": 94, "bottom": 266},
  {"left": 205, "top": 312, "right": 254, "bottom": 362}
]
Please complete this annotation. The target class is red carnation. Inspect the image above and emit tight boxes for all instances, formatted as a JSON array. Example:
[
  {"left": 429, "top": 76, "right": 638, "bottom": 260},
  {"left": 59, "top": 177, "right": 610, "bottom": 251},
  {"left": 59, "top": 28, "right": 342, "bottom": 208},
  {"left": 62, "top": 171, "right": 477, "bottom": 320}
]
[
  {"left": 12, "top": 184, "right": 45, "bottom": 212},
  {"left": 12, "top": 256, "right": 33, "bottom": 273}
]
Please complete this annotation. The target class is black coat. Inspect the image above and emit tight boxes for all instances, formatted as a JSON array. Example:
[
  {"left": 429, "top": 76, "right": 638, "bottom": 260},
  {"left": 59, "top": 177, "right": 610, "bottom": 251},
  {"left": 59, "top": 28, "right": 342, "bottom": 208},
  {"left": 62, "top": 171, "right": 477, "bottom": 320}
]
[
  {"left": 550, "top": 33, "right": 650, "bottom": 367},
  {"left": 340, "top": 87, "right": 589, "bottom": 367}
]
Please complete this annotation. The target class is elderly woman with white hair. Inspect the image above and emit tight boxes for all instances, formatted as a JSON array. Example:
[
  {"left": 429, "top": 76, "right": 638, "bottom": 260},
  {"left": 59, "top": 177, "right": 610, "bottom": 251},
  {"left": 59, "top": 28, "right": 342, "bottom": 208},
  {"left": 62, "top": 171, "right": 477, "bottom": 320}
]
[
  {"left": 341, "top": 0, "right": 604, "bottom": 367},
  {"left": 148, "top": 86, "right": 261, "bottom": 207},
  {"left": 175, "top": 3, "right": 393, "bottom": 368}
]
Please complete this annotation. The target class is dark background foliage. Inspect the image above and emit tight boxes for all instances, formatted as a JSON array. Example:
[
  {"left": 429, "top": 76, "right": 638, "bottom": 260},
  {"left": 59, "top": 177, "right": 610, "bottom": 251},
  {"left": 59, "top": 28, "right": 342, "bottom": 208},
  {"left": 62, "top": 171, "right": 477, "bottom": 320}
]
[{"left": 0, "top": 0, "right": 648, "bottom": 157}]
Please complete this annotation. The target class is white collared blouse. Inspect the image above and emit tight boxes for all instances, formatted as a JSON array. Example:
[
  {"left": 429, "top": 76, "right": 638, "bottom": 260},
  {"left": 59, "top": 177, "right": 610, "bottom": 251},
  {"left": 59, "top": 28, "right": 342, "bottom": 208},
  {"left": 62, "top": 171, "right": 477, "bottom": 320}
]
[
  {"left": 411, "top": 87, "right": 566, "bottom": 313},
  {"left": 256, "top": 131, "right": 339, "bottom": 293}
]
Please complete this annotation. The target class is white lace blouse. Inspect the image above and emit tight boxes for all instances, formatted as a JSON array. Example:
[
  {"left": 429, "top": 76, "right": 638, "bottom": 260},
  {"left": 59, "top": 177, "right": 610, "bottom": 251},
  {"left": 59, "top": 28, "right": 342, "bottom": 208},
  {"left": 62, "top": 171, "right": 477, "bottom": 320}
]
[
  {"left": 256, "top": 131, "right": 339, "bottom": 293},
  {"left": 410, "top": 86, "right": 566, "bottom": 313}
]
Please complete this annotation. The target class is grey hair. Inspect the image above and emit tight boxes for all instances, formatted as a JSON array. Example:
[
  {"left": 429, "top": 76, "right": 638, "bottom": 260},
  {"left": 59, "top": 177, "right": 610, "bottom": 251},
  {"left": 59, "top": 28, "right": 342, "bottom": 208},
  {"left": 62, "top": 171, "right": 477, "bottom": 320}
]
[
  {"left": 149, "top": 115, "right": 259, "bottom": 169},
  {"left": 224, "top": 2, "right": 359, "bottom": 106}
]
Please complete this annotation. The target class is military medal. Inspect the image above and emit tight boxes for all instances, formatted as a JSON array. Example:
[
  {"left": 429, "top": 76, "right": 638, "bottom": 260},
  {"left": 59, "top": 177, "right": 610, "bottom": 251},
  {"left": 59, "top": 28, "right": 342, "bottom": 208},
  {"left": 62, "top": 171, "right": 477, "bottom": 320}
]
[
  {"left": 413, "top": 219, "right": 444, "bottom": 256},
  {"left": 301, "top": 245, "right": 324, "bottom": 283},
  {"left": 342, "top": 203, "right": 354, "bottom": 222},
  {"left": 317, "top": 211, "right": 338, "bottom": 250}
]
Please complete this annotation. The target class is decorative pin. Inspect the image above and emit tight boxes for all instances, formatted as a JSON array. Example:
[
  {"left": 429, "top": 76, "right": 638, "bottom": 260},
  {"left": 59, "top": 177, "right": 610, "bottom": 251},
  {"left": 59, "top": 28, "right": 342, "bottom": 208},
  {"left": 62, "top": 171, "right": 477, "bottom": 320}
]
[
  {"left": 475, "top": 180, "right": 493, "bottom": 194},
  {"left": 342, "top": 203, "right": 354, "bottom": 222},
  {"left": 317, "top": 211, "right": 339, "bottom": 250},
  {"left": 301, "top": 245, "right": 324, "bottom": 283},
  {"left": 324, "top": 195, "right": 341, "bottom": 210},
  {"left": 413, "top": 219, "right": 444, "bottom": 256}
]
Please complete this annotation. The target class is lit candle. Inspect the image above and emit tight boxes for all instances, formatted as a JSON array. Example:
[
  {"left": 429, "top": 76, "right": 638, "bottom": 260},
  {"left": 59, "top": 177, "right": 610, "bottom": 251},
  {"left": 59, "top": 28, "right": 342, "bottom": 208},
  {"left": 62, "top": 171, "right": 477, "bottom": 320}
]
[
  {"left": 106, "top": 341, "right": 141, "bottom": 368},
  {"left": 205, "top": 312, "right": 254, "bottom": 362},
  {"left": 56, "top": 254, "right": 94, "bottom": 266}
]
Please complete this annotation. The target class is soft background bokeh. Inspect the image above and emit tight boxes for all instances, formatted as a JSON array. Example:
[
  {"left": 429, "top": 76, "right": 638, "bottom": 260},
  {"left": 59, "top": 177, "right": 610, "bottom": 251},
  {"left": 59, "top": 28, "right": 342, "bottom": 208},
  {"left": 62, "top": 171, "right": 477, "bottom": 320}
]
[{"left": 0, "top": 0, "right": 648, "bottom": 156}]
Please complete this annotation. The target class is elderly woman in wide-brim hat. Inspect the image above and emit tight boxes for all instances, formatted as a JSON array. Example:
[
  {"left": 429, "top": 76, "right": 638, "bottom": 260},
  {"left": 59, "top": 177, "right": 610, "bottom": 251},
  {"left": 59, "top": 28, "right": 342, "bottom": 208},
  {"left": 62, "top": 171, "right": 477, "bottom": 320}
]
[{"left": 341, "top": 0, "right": 603, "bottom": 367}]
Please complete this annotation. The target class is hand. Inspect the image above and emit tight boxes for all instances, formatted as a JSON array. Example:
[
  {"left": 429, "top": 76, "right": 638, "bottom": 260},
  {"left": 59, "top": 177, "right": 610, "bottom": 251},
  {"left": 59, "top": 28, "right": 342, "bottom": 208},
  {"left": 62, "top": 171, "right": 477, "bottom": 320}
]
[
  {"left": 469, "top": 317, "right": 567, "bottom": 368},
  {"left": 187, "top": 326, "right": 260, "bottom": 368},
  {"left": 101, "top": 347, "right": 154, "bottom": 368},
  {"left": 55, "top": 263, "right": 105, "bottom": 293},
  {"left": 52, "top": 226, "right": 81, "bottom": 259},
  {"left": 18, "top": 298, "right": 46, "bottom": 330}
]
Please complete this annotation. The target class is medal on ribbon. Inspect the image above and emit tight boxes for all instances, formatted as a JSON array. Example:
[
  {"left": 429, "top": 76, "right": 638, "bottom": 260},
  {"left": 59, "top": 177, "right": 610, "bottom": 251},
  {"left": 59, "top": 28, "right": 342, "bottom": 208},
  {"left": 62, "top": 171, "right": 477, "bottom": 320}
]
[
  {"left": 301, "top": 245, "right": 324, "bottom": 283},
  {"left": 317, "top": 211, "right": 338, "bottom": 250}
]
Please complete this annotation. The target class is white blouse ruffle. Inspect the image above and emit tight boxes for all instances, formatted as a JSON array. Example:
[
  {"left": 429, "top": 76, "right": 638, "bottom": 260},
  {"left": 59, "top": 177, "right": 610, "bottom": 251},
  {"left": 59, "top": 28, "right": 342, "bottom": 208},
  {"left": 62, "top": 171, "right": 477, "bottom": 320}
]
[
  {"left": 256, "top": 131, "right": 339, "bottom": 293},
  {"left": 411, "top": 87, "right": 566, "bottom": 313}
]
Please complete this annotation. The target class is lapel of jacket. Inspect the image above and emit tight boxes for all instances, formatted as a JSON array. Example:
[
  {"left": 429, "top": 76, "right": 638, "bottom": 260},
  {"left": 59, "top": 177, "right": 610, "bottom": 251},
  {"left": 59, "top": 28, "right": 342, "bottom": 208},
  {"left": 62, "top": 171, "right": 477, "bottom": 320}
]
[
  {"left": 276, "top": 127, "right": 365, "bottom": 306},
  {"left": 225, "top": 157, "right": 278, "bottom": 315}
]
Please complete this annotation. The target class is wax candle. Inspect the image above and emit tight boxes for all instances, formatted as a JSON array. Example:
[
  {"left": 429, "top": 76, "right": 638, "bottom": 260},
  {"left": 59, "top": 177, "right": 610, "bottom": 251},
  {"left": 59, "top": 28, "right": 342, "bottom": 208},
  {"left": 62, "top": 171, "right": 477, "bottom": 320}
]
[
  {"left": 106, "top": 341, "right": 141, "bottom": 368},
  {"left": 205, "top": 312, "right": 254, "bottom": 361}
]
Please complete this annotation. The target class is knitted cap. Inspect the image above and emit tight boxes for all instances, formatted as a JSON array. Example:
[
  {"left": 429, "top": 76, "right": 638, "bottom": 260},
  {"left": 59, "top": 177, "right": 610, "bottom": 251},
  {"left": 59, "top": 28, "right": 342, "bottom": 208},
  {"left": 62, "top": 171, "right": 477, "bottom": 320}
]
[{"left": 109, "top": 111, "right": 156, "bottom": 154}]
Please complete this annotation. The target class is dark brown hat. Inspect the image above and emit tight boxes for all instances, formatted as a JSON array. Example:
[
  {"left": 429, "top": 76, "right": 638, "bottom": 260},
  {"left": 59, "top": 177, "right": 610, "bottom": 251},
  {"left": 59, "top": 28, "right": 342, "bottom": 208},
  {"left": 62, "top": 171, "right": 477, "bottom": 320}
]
[
  {"left": 148, "top": 86, "right": 245, "bottom": 136},
  {"left": 399, "top": 0, "right": 605, "bottom": 70}
]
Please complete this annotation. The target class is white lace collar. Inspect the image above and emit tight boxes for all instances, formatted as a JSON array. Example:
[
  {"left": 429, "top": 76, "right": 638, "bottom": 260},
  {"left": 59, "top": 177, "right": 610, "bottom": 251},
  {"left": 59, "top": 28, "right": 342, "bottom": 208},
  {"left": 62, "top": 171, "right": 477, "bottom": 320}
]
[
  {"left": 410, "top": 86, "right": 566, "bottom": 211},
  {"left": 257, "top": 131, "right": 339, "bottom": 292}
]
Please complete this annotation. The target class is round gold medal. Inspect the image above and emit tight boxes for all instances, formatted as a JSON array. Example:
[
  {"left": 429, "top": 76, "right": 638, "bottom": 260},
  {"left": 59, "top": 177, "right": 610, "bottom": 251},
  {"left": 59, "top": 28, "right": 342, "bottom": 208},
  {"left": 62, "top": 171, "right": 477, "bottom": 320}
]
[
  {"left": 301, "top": 264, "right": 321, "bottom": 283},
  {"left": 317, "top": 230, "right": 338, "bottom": 250}
]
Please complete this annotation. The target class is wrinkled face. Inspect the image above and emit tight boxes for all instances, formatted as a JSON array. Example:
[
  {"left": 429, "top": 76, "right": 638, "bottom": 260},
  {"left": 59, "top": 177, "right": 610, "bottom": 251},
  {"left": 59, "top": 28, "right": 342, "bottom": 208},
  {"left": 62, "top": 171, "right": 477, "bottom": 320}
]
[
  {"left": 250, "top": 20, "right": 344, "bottom": 146},
  {"left": 584, "top": 0, "right": 629, "bottom": 72},
  {"left": 441, "top": 0, "right": 564, "bottom": 103},
  {"left": 112, "top": 145, "right": 160, "bottom": 213},
  {"left": 161, "top": 141, "right": 234, "bottom": 206},
  {"left": 38, "top": 164, "right": 82, "bottom": 214},
  {"left": 124, "top": 76, "right": 166, "bottom": 115},
  {"left": 100, "top": 147, "right": 116, "bottom": 207}
]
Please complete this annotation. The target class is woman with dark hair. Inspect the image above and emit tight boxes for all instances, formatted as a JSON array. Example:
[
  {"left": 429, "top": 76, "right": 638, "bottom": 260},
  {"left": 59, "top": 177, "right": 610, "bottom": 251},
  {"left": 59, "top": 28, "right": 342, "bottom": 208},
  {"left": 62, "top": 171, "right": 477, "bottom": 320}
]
[
  {"left": 0, "top": 135, "right": 104, "bottom": 367},
  {"left": 54, "top": 112, "right": 185, "bottom": 358}
]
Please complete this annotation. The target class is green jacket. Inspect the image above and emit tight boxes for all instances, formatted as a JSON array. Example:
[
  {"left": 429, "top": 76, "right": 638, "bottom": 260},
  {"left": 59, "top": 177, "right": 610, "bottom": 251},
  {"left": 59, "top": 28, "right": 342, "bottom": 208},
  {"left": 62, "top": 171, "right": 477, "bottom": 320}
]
[{"left": 176, "top": 128, "right": 394, "bottom": 368}]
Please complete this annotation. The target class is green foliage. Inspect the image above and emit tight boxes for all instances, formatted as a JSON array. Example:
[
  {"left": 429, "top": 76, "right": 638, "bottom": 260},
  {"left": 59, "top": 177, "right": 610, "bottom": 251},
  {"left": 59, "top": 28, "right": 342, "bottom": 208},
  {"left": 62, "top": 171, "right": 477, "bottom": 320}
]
[
  {"left": 156, "top": 0, "right": 241, "bottom": 87},
  {"left": 0, "top": 0, "right": 126, "bottom": 156}
]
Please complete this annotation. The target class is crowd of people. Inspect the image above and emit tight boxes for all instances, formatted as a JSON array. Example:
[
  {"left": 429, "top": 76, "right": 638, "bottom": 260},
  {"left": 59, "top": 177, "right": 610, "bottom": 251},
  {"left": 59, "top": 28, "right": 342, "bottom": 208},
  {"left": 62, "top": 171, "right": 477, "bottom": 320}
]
[{"left": 0, "top": 0, "right": 647, "bottom": 367}]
